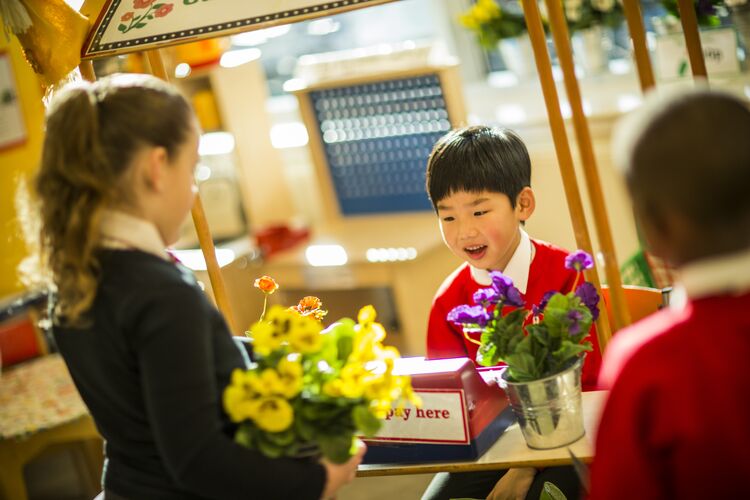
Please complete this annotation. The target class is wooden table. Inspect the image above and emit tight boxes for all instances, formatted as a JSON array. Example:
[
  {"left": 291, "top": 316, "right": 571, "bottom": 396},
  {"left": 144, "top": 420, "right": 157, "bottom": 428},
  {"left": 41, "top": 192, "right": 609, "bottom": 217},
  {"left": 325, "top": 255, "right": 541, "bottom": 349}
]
[{"left": 358, "top": 390, "right": 607, "bottom": 477}]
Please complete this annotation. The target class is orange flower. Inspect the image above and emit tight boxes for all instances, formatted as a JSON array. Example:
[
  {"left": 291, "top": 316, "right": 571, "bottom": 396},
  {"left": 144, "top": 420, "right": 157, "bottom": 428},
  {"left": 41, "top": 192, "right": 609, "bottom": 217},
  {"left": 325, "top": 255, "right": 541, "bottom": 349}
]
[
  {"left": 254, "top": 276, "right": 279, "bottom": 295},
  {"left": 289, "top": 296, "right": 328, "bottom": 321}
]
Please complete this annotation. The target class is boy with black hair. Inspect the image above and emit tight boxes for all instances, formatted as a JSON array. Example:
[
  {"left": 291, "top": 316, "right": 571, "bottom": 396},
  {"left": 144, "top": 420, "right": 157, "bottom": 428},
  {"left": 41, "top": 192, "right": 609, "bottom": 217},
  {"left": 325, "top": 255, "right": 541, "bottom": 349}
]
[
  {"left": 422, "top": 126, "right": 600, "bottom": 500},
  {"left": 590, "top": 89, "right": 750, "bottom": 498},
  {"left": 425, "top": 126, "right": 602, "bottom": 390}
]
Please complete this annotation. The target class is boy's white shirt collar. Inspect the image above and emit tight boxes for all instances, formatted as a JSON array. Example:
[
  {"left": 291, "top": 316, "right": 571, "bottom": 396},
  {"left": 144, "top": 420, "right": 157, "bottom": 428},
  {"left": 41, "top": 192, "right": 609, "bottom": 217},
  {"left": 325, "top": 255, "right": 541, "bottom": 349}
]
[
  {"left": 673, "top": 246, "right": 750, "bottom": 305},
  {"left": 100, "top": 210, "right": 170, "bottom": 261},
  {"left": 470, "top": 228, "right": 532, "bottom": 293}
]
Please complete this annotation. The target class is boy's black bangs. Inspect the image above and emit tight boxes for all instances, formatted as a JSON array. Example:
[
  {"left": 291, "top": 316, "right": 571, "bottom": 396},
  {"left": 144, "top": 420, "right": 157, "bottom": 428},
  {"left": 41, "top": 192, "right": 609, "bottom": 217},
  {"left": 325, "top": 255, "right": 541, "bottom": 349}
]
[{"left": 427, "top": 128, "right": 531, "bottom": 208}]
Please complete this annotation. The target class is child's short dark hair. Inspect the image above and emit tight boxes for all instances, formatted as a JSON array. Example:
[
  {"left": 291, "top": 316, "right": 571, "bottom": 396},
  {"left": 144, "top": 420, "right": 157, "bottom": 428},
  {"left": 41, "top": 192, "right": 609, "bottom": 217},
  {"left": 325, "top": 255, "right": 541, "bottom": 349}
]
[
  {"left": 615, "top": 89, "right": 750, "bottom": 235},
  {"left": 425, "top": 125, "right": 531, "bottom": 209}
]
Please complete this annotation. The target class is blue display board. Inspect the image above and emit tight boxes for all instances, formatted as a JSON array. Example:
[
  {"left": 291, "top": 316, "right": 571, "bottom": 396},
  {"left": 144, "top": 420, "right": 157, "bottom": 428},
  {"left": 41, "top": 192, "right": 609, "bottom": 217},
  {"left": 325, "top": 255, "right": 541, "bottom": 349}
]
[{"left": 309, "top": 74, "right": 452, "bottom": 215}]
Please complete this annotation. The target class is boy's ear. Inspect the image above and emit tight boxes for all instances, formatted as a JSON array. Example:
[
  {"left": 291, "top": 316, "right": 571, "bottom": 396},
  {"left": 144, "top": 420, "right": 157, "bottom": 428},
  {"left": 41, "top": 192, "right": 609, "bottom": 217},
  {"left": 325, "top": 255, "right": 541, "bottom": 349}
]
[
  {"left": 142, "top": 146, "right": 169, "bottom": 193},
  {"left": 516, "top": 187, "right": 536, "bottom": 221}
]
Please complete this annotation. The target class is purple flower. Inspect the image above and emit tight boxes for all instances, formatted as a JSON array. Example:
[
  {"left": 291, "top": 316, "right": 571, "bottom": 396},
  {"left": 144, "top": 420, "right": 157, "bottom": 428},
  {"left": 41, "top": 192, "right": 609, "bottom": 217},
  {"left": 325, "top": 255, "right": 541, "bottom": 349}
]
[
  {"left": 473, "top": 287, "right": 499, "bottom": 306},
  {"left": 489, "top": 271, "right": 513, "bottom": 294},
  {"left": 564, "top": 250, "right": 594, "bottom": 272},
  {"left": 567, "top": 310, "right": 583, "bottom": 335},
  {"left": 575, "top": 282, "right": 600, "bottom": 320},
  {"left": 447, "top": 305, "right": 491, "bottom": 327},
  {"left": 504, "top": 285, "right": 525, "bottom": 308},
  {"left": 488, "top": 271, "right": 525, "bottom": 308},
  {"left": 532, "top": 290, "right": 557, "bottom": 316}
]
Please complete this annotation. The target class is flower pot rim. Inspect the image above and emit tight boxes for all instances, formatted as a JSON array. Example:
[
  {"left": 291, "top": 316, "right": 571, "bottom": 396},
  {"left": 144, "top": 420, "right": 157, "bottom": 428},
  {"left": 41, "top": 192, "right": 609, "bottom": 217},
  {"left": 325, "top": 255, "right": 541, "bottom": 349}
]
[{"left": 500, "top": 354, "right": 585, "bottom": 387}]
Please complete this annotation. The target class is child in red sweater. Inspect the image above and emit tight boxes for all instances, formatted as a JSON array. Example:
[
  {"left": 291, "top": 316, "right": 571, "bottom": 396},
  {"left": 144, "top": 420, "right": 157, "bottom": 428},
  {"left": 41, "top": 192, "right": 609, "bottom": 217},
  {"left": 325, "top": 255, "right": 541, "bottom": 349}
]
[
  {"left": 422, "top": 126, "right": 599, "bottom": 499},
  {"left": 589, "top": 89, "right": 750, "bottom": 499}
]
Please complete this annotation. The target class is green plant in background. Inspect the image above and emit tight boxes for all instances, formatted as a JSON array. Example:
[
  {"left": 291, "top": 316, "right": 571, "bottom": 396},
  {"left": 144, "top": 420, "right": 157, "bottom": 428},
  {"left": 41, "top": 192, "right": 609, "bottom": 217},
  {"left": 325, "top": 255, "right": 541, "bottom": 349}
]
[
  {"left": 563, "top": 0, "right": 625, "bottom": 31},
  {"left": 659, "top": 0, "right": 725, "bottom": 27},
  {"left": 459, "top": 0, "right": 528, "bottom": 47}
]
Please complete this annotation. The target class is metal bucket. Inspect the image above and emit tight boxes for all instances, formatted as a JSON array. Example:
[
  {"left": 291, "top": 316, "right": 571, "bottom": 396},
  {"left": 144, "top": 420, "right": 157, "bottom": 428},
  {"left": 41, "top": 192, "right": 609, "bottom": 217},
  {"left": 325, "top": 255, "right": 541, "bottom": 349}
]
[{"left": 501, "top": 356, "right": 585, "bottom": 449}]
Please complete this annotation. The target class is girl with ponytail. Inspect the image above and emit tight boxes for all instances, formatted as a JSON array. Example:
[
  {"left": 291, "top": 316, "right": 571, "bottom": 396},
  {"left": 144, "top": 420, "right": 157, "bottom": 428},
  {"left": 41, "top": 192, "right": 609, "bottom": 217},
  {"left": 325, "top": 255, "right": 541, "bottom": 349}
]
[{"left": 30, "top": 74, "right": 363, "bottom": 500}]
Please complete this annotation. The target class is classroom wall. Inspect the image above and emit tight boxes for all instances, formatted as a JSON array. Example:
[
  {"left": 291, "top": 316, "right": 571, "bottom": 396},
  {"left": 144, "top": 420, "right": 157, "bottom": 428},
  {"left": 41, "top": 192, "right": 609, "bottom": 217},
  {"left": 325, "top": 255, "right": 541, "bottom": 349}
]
[{"left": 0, "top": 30, "right": 45, "bottom": 298}]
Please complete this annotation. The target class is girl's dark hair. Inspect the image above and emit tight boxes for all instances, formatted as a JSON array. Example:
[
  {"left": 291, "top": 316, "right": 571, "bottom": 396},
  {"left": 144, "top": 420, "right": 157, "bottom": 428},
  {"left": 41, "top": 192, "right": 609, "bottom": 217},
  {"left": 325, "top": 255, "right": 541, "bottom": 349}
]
[
  {"left": 33, "top": 73, "right": 193, "bottom": 325},
  {"left": 425, "top": 126, "right": 531, "bottom": 209}
]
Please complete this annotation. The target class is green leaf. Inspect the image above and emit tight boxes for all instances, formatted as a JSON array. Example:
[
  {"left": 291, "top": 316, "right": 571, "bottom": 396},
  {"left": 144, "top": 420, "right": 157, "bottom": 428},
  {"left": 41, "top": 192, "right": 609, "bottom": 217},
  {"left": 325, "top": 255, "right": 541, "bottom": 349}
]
[
  {"left": 265, "top": 428, "right": 296, "bottom": 446},
  {"left": 504, "top": 352, "right": 537, "bottom": 381},
  {"left": 256, "top": 434, "right": 284, "bottom": 458},
  {"left": 540, "top": 481, "right": 568, "bottom": 500},
  {"left": 135, "top": 22, "right": 147, "bottom": 28},
  {"left": 118, "top": 24, "right": 127, "bottom": 32},
  {"left": 294, "top": 416, "right": 316, "bottom": 441},
  {"left": 235, "top": 425, "right": 254, "bottom": 447},
  {"left": 318, "top": 433, "right": 355, "bottom": 463},
  {"left": 353, "top": 405, "right": 382, "bottom": 437}
]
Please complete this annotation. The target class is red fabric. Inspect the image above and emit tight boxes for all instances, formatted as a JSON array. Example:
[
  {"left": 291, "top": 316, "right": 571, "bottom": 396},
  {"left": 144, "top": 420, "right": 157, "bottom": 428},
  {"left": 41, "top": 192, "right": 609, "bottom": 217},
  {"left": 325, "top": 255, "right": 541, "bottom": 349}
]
[
  {"left": 426, "top": 239, "right": 602, "bottom": 391},
  {"left": 589, "top": 291, "right": 750, "bottom": 499},
  {"left": 0, "top": 315, "right": 43, "bottom": 367}
]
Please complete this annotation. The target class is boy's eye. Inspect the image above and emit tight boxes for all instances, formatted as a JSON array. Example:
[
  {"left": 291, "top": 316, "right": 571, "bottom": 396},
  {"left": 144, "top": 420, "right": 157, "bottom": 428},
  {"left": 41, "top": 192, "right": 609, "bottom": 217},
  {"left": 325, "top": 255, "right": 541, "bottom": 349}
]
[
  {"left": 442, "top": 216, "right": 455, "bottom": 222},
  {"left": 473, "top": 210, "right": 488, "bottom": 217}
]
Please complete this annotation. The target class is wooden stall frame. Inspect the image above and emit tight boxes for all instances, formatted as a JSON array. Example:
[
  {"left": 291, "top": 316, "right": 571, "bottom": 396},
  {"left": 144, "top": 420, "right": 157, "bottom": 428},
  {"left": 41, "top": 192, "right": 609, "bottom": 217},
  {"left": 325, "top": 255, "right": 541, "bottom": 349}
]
[
  {"left": 543, "top": 0, "right": 632, "bottom": 334},
  {"left": 74, "top": 0, "right": 715, "bottom": 350},
  {"left": 676, "top": 0, "right": 709, "bottom": 80},
  {"left": 520, "top": 0, "right": 615, "bottom": 348}
]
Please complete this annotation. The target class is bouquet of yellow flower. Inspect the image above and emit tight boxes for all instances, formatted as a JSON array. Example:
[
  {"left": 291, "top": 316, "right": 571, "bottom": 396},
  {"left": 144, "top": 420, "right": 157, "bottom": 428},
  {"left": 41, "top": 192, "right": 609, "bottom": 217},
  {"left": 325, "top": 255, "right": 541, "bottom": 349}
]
[{"left": 224, "top": 276, "right": 417, "bottom": 463}]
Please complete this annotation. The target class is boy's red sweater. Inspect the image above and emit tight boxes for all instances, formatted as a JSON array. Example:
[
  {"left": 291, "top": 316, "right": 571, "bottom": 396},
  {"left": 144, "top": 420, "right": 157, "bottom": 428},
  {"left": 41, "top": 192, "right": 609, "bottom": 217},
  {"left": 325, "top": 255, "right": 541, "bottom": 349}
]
[{"left": 426, "top": 239, "right": 603, "bottom": 391}]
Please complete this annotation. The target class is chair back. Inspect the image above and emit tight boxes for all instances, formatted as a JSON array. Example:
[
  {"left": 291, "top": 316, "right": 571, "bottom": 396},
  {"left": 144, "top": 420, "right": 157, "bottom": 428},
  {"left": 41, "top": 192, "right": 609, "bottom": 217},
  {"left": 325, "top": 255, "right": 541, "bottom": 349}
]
[{"left": 600, "top": 285, "right": 664, "bottom": 326}]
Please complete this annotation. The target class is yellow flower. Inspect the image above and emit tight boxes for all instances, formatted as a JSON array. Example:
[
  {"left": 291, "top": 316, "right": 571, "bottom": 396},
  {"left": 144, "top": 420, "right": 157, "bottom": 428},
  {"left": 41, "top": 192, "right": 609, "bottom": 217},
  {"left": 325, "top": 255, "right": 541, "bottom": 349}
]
[
  {"left": 254, "top": 275, "right": 279, "bottom": 294},
  {"left": 223, "top": 369, "right": 261, "bottom": 422},
  {"left": 459, "top": 12, "right": 480, "bottom": 30},
  {"left": 250, "top": 306, "right": 295, "bottom": 356},
  {"left": 288, "top": 314, "right": 323, "bottom": 354},
  {"left": 339, "top": 364, "right": 366, "bottom": 398},
  {"left": 357, "top": 305, "right": 377, "bottom": 326},
  {"left": 247, "top": 368, "right": 284, "bottom": 396},
  {"left": 277, "top": 356, "right": 303, "bottom": 398},
  {"left": 251, "top": 396, "right": 294, "bottom": 433}
]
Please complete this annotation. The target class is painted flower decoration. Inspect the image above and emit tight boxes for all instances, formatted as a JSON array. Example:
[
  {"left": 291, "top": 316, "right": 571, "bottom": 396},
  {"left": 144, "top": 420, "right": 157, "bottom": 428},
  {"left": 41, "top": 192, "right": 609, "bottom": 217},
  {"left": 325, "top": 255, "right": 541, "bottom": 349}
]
[
  {"left": 154, "top": 3, "right": 174, "bottom": 17},
  {"left": 133, "top": 0, "right": 155, "bottom": 8},
  {"left": 229, "top": 277, "right": 416, "bottom": 463},
  {"left": 448, "top": 250, "right": 599, "bottom": 382}
]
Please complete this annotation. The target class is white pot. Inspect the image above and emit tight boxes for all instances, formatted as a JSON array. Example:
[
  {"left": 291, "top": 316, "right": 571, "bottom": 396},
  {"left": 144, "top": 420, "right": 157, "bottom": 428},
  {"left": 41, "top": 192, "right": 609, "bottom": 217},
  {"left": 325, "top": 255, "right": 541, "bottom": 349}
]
[
  {"left": 572, "top": 25, "right": 608, "bottom": 75},
  {"left": 498, "top": 34, "right": 536, "bottom": 79}
]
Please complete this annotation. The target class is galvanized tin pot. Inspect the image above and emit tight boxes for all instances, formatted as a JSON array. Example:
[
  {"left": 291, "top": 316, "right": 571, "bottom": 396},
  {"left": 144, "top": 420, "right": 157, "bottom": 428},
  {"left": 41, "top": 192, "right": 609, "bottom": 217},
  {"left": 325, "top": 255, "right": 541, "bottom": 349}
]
[{"left": 501, "top": 356, "right": 585, "bottom": 449}]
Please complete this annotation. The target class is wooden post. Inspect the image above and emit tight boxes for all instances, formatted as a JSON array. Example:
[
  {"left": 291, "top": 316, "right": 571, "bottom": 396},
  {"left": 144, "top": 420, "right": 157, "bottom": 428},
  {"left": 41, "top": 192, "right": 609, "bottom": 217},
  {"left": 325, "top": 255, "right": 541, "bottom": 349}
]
[
  {"left": 543, "top": 0, "right": 632, "bottom": 335},
  {"left": 621, "top": 0, "right": 656, "bottom": 92},
  {"left": 79, "top": 60, "right": 96, "bottom": 82},
  {"left": 676, "top": 0, "right": 709, "bottom": 80},
  {"left": 519, "top": 0, "right": 612, "bottom": 349},
  {"left": 145, "top": 49, "right": 239, "bottom": 335}
]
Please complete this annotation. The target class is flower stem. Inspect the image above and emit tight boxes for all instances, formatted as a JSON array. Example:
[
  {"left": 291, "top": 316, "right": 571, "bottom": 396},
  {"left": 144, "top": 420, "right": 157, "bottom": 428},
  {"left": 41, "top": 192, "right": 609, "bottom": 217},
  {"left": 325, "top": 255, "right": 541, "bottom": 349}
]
[
  {"left": 260, "top": 295, "right": 268, "bottom": 322},
  {"left": 571, "top": 271, "right": 582, "bottom": 292},
  {"left": 463, "top": 330, "right": 482, "bottom": 346}
]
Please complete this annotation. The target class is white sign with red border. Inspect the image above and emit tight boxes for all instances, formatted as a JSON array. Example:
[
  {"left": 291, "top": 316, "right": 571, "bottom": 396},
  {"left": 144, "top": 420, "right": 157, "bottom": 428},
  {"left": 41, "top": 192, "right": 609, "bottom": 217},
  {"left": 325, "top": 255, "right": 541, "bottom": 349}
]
[{"left": 367, "top": 388, "right": 470, "bottom": 445}]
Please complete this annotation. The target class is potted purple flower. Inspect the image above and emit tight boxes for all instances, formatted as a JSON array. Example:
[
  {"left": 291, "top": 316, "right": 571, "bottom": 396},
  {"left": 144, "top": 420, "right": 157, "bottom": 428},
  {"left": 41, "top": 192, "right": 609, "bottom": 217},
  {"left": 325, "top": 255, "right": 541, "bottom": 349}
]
[{"left": 447, "top": 250, "right": 600, "bottom": 449}]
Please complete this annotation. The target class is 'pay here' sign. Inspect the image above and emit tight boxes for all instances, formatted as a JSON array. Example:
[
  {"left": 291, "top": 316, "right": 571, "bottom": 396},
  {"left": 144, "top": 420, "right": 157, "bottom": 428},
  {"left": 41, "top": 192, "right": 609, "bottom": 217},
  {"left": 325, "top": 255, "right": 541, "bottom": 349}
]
[{"left": 367, "top": 389, "right": 470, "bottom": 444}]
